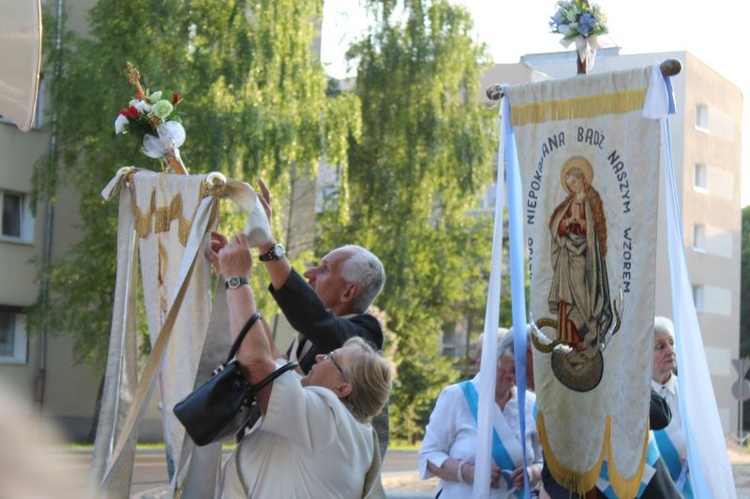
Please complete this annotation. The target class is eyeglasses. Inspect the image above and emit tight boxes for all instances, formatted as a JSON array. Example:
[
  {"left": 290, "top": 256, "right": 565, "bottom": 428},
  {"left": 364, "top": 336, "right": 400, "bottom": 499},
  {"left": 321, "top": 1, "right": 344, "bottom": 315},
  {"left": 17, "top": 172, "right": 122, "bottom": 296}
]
[{"left": 324, "top": 352, "right": 348, "bottom": 380}]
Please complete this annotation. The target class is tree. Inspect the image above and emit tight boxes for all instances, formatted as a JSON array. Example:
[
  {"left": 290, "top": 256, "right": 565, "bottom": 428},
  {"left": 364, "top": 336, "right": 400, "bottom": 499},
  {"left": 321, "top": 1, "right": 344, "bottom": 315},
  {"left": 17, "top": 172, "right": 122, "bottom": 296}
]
[
  {"left": 741, "top": 206, "right": 750, "bottom": 357},
  {"left": 29, "top": 0, "right": 359, "bottom": 375},
  {"left": 318, "top": 0, "right": 498, "bottom": 443}
]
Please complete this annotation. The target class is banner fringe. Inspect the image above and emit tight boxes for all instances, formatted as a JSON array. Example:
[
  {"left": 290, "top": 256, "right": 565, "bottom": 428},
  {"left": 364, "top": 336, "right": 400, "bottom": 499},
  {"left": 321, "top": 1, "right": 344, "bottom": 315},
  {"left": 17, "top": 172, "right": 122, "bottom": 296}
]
[
  {"left": 510, "top": 89, "right": 647, "bottom": 126},
  {"left": 538, "top": 411, "right": 607, "bottom": 496},
  {"left": 538, "top": 412, "right": 648, "bottom": 497},
  {"left": 605, "top": 418, "right": 649, "bottom": 499}
]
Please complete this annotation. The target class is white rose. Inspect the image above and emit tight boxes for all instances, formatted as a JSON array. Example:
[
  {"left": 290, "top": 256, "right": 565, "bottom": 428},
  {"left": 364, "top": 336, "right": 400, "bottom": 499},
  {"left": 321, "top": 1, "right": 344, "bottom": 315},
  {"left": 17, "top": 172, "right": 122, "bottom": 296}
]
[
  {"left": 149, "top": 91, "right": 163, "bottom": 102},
  {"left": 134, "top": 100, "right": 151, "bottom": 114},
  {"left": 114, "top": 114, "right": 129, "bottom": 134},
  {"left": 152, "top": 100, "right": 174, "bottom": 120}
]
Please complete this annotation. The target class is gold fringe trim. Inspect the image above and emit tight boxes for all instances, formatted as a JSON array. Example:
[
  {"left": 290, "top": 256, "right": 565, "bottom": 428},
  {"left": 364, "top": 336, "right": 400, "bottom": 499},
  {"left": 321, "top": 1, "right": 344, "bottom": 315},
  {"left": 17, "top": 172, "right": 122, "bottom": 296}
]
[
  {"left": 537, "top": 411, "right": 608, "bottom": 497},
  {"left": 510, "top": 88, "right": 647, "bottom": 127},
  {"left": 132, "top": 189, "right": 193, "bottom": 246},
  {"left": 538, "top": 411, "right": 649, "bottom": 498},
  {"left": 605, "top": 417, "right": 650, "bottom": 499}
]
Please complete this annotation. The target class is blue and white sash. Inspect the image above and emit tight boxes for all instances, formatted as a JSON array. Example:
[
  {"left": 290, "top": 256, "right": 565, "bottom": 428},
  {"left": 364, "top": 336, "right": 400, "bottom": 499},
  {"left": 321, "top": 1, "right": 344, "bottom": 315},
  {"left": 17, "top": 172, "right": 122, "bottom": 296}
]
[
  {"left": 654, "top": 429, "right": 693, "bottom": 497},
  {"left": 460, "top": 381, "right": 524, "bottom": 498}
]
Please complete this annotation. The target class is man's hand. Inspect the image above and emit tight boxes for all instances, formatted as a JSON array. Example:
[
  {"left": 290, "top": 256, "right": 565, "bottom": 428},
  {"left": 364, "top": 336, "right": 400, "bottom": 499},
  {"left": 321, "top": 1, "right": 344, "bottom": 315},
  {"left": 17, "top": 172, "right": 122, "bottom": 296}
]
[{"left": 258, "top": 178, "right": 272, "bottom": 225}]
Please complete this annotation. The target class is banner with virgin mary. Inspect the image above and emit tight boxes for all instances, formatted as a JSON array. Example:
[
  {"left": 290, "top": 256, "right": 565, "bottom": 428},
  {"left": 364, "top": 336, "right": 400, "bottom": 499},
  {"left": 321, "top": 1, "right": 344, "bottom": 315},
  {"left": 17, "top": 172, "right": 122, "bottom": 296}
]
[{"left": 502, "top": 66, "right": 666, "bottom": 496}]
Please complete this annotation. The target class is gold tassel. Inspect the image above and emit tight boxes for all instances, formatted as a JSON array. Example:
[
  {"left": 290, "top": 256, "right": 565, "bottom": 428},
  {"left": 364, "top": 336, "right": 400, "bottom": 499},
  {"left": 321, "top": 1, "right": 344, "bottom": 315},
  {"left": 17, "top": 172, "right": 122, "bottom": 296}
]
[
  {"left": 605, "top": 418, "right": 650, "bottom": 499},
  {"left": 510, "top": 88, "right": 647, "bottom": 127},
  {"left": 538, "top": 412, "right": 649, "bottom": 498},
  {"left": 537, "top": 411, "right": 609, "bottom": 497}
]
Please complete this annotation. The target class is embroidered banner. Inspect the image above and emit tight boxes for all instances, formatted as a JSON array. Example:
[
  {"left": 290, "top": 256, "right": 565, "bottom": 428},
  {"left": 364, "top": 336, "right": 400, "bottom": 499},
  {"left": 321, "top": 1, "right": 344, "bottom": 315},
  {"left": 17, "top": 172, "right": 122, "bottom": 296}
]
[{"left": 503, "top": 67, "right": 661, "bottom": 497}]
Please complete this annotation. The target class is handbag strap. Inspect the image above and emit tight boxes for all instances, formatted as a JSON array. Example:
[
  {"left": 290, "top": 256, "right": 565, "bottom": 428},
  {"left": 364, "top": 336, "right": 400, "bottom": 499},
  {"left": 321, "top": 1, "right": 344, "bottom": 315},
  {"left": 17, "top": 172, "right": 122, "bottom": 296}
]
[
  {"left": 226, "top": 312, "right": 262, "bottom": 363},
  {"left": 251, "top": 361, "right": 299, "bottom": 392}
]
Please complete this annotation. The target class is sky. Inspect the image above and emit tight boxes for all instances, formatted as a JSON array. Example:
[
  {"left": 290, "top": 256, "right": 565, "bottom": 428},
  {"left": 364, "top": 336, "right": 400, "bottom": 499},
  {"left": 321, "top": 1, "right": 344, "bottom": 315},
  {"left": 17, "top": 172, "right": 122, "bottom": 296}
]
[{"left": 320, "top": 0, "right": 750, "bottom": 207}]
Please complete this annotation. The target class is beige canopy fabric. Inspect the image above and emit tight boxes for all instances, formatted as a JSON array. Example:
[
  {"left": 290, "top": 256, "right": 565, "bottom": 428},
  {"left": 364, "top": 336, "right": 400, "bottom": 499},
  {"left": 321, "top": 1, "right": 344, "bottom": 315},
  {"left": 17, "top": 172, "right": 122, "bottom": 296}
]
[
  {"left": 89, "top": 169, "right": 271, "bottom": 498},
  {"left": 0, "top": 0, "right": 42, "bottom": 131}
]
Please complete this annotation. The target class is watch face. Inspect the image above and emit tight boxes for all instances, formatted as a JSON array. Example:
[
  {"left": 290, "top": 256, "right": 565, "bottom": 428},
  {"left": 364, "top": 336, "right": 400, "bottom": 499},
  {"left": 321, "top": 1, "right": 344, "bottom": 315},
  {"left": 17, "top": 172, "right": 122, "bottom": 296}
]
[
  {"left": 227, "top": 276, "right": 240, "bottom": 288},
  {"left": 260, "top": 244, "right": 285, "bottom": 261}
]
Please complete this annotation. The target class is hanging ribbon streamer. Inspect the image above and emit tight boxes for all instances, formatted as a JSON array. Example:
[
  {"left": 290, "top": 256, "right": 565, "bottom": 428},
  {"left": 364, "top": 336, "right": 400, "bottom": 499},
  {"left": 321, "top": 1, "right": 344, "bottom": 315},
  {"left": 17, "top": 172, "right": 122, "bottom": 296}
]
[
  {"left": 661, "top": 73, "right": 737, "bottom": 498},
  {"left": 503, "top": 96, "right": 532, "bottom": 497},
  {"left": 473, "top": 99, "right": 508, "bottom": 499}
]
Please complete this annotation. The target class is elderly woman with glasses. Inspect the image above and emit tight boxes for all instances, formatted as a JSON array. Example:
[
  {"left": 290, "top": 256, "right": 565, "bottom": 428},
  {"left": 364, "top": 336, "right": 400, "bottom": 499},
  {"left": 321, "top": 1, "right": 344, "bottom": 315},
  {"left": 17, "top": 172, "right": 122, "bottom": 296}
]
[
  {"left": 419, "top": 330, "right": 543, "bottom": 498},
  {"left": 651, "top": 316, "right": 693, "bottom": 498},
  {"left": 214, "top": 233, "right": 392, "bottom": 498}
]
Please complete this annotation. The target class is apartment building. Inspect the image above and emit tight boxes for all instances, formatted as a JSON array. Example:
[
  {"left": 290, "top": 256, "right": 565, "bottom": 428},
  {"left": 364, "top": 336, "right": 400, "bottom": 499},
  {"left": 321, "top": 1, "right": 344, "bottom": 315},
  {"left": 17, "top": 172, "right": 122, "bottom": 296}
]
[{"left": 0, "top": 0, "right": 165, "bottom": 441}]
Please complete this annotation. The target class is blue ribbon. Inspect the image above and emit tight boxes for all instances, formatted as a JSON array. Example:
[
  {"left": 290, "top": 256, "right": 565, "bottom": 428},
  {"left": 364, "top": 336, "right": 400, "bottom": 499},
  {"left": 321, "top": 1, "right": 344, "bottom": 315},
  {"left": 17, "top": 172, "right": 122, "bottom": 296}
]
[{"left": 502, "top": 96, "right": 533, "bottom": 499}]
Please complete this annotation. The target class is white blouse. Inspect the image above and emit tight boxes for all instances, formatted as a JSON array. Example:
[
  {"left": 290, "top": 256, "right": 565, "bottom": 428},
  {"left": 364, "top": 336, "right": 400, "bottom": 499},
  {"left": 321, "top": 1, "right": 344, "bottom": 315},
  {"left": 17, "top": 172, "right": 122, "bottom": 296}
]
[{"left": 419, "top": 375, "right": 542, "bottom": 499}]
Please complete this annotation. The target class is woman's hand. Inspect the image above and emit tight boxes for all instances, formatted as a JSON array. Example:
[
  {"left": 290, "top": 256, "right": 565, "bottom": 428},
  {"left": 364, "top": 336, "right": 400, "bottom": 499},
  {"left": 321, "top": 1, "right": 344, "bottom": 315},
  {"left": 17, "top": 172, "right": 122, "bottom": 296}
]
[
  {"left": 509, "top": 463, "right": 542, "bottom": 490},
  {"left": 218, "top": 233, "right": 253, "bottom": 278},
  {"left": 458, "top": 462, "right": 504, "bottom": 488},
  {"left": 460, "top": 461, "right": 474, "bottom": 484},
  {"left": 205, "top": 231, "right": 229, "bottom": 276},
  {"left": 488, "top": 464, "right": 503, "bottom": 488}
]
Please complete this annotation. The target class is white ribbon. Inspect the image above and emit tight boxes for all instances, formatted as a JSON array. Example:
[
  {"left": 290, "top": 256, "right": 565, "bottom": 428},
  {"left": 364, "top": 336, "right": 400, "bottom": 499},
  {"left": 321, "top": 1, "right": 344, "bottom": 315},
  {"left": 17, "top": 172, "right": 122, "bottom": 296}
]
[
  {"left": 142, "top": 121, "right": 187, "bottom": 158},
  {"left": 560, "top": 35, "right": 600, "bottom": 70}
]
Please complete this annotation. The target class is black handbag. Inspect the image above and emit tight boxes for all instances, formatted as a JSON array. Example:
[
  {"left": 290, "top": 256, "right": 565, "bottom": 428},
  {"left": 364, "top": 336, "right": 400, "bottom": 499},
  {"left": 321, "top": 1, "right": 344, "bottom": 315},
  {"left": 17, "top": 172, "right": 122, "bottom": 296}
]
[{"left": 173, "top": 313, "right": 298, "bottom": 446}]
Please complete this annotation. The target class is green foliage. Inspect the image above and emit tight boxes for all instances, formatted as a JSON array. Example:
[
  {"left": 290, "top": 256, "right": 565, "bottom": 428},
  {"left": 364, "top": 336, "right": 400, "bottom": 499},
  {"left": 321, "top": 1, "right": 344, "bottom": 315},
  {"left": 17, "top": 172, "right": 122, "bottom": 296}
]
[
  {"left": 318, "top": 0, "right": 500, "bottom": 442},
  {"left": 29, "top": 0, "right": 359, "bottom": 373},
  {"left": 741, "top": 206, "right": 750, "bottom": 432},
  {"left": 741, "top": 206, "right": 750, "bottom": 357}
]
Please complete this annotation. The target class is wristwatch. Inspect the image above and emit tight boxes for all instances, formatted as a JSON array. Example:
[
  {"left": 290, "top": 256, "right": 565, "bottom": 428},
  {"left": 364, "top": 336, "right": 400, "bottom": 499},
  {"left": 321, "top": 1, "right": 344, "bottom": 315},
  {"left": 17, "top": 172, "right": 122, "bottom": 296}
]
[
  {"left": 225, "top": 276, "right": 249, "bottom": 290},
  {"left": 259, "top": 243, "right": 286, "bottom": 262}
]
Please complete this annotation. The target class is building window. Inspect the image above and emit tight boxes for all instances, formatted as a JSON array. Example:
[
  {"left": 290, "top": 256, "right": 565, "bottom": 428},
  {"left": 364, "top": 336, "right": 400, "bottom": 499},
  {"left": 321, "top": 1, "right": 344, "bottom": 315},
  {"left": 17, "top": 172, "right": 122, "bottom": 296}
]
[
  {"left": 692, "top": 285, "right": 705, "bottom": 312},
  {"left": 693, "top": 224, "right": 706, "bottom": 252},
  {"left": 695, "top": 104, "right": 709, "bottom": 131},
  {"left": 0, "top": 190, "right": 33, "bottom": 243},
  {"left": 693, "top": 164, "right": 707, "bottom": 191},
  {"left": 0, "top": 310, "right": 27, "bottom": 365}
]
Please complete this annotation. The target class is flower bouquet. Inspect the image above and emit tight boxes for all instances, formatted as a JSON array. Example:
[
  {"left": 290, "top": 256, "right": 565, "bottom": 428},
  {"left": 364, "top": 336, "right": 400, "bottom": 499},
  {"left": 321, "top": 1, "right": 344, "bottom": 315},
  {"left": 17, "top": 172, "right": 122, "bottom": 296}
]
[
  {"left": 549, "top": 0, "right": 608, "bottom": 73},
  {"left": 114, "top": 62, "right": 188, "bottom": 174}
]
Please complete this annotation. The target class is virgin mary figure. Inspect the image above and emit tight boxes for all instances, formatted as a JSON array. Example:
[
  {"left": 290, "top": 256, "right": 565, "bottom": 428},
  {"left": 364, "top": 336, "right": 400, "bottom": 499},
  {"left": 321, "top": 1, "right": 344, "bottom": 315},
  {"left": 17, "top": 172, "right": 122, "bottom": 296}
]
[{"left": 548, "top": 156, "right": 613, "bottom": 356}]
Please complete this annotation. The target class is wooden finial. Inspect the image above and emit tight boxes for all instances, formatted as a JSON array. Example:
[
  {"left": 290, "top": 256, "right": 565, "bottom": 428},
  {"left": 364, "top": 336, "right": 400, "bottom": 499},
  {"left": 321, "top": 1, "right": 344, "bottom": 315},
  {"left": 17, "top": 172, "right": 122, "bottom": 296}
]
[
  {"left": 659, "top": 59, "right": 682, "bottom": 77},
  {"left": 126, "top": 62, "right": 147, "bottom": 98}
]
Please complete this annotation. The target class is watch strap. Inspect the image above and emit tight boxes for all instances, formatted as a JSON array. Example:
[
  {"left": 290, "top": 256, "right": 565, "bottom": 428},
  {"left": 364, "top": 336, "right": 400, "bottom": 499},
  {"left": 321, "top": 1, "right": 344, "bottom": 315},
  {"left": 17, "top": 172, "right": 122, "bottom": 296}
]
[
  {"left": 225, "top": 276, "right": 249, "bottom": 290},
  {"left": 259, "top": 243, "right": 285, "bottom": 262}
]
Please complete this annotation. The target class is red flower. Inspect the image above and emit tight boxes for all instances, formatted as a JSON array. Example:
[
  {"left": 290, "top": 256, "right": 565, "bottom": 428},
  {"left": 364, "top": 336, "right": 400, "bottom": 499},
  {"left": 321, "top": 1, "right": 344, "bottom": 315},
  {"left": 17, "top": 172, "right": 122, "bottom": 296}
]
[
  {"left": 125, "top": 106, "right": 139, "bottom": 119},
  {"left": 172, "top": 92, "right": 180, "bottom": 105},
  {"left": 135, "top": 91, "right": 143, "bottom": 100}
]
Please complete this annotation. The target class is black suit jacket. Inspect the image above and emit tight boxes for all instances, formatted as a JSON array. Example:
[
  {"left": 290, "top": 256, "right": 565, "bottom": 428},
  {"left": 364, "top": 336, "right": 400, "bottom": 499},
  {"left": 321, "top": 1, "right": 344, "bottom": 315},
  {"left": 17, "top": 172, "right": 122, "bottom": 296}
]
[{"left": 272, "top": 269, "right": 384, "bottom": 373}]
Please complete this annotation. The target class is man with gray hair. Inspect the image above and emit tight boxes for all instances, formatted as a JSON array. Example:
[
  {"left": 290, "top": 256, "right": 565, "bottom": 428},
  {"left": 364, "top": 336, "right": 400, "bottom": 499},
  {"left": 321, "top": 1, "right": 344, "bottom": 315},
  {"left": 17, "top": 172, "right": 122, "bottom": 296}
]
[{"left": 208, "top": 179, "right": 390, "bottom": 455}]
